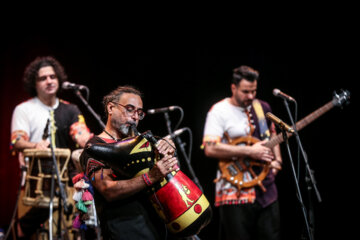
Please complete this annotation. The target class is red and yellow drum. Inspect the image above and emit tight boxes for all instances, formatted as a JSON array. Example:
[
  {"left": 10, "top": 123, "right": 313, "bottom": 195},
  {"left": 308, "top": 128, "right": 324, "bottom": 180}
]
[{"left": 150, "top": 170, "right": 211, "bottom": 237}]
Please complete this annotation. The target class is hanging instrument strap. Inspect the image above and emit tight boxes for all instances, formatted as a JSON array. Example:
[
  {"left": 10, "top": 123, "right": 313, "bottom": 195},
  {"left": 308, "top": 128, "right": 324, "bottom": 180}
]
[{"left": 252, "top": 99, "right": 270, "bottom": 140}]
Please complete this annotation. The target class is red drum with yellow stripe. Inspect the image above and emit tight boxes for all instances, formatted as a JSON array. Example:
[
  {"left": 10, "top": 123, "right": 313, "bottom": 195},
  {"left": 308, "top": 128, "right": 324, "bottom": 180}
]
[{"left": 150, "top": 170, "right": 211, "bottom": 237}]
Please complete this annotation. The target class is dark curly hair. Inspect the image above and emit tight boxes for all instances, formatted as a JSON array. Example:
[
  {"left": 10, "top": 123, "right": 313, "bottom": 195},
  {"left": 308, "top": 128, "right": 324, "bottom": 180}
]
[
  {"left": 103, "top": 85, "right": 143, "bottom": 116},
  {"left": 232, "top": 65, "right": 259, "bottom": 85},
  {"left": 23, "top": 56, "right": 68, "bottom": 97}
]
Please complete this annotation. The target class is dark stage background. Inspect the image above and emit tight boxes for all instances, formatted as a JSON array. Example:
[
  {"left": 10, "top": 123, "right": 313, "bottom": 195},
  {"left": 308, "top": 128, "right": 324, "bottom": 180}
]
[{"left": 0, "top": 36, "right": 356, "bottom": 239}]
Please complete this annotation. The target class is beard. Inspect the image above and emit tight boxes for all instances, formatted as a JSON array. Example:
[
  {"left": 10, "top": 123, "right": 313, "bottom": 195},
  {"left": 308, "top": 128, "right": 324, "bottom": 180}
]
[
  {"left": 118, "top": 124, "right": 130, "bottom": 136},
  {"left": 235, "top": 97, "right": 252, "bottom": 108},
  {"left": 112, "top": 119, "right": 137, "bottom": 137}
]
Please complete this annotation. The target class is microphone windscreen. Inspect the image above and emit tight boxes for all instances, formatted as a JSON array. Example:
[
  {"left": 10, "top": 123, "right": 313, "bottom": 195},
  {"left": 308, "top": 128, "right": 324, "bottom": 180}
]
[{"left": 273, "top": 88, "right": 280, "bottom": 96}]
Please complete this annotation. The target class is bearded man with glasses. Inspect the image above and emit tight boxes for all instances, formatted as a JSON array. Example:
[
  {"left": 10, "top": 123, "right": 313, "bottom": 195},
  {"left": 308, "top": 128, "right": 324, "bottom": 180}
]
[{"left": 80, "top": 85, "right": 178, "bottom": 240}]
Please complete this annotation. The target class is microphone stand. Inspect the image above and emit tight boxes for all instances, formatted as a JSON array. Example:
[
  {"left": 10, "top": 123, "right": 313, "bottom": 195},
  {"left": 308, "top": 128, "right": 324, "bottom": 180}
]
[
  {"left": 281, "top": 128, "right": 313, "bottom": 240},
  {"left": 282, "top": 99, "right": 320, "bottom": 239},
  {"left": 48, "top": 117, "right": 70, "bottom": 240},
  {"left": 74, "top": 89, "right": 106, "bottom": 129}
]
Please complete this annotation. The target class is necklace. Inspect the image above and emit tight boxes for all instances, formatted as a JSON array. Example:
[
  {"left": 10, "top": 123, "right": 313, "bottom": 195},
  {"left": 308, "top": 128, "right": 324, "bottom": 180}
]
[{"left": 103, "top": 129, "right": 119, "bottom": 141}]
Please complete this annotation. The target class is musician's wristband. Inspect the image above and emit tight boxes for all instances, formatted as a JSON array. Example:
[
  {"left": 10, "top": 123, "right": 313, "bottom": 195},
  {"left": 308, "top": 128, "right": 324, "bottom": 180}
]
[{"left": 142, "top": 173, "right": 153, "bottom": 187}]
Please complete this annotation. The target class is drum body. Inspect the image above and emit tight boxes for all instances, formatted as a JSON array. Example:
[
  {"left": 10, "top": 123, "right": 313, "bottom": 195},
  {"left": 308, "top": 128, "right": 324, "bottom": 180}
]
[
  {"left": 22, "top": 148, "right": 71, "bottom": 208},
  {"left": 150, "top": 171, "right": 211, "bottom": 237}
]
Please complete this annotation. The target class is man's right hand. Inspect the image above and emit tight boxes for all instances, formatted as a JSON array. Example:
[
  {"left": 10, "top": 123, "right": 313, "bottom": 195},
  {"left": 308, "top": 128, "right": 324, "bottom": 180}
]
[
  {"left": 34, "top": 139, "right": 50, "bottom": 149},
  {"left": 249, "top": 139, "right": 274, "bottom": 163},
  {"left": 148, "top": 155, "right": 179, "bottom": 183}
]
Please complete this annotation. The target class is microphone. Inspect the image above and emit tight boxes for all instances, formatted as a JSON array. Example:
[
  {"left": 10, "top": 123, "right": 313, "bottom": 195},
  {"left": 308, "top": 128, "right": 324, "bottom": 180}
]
[
  {"left": 147, "top": 106, "right": 180, "bottom": 114},
  {"left": 265, "top": 112, "right": 294, "bottom": 133},
  {"left": 62, "top": 81, "right": 87, "bottom": 90},
  {"left": 42, "top": 119, "right": 50, "bottom": 140},
  {"left": 163, "top": 128, "right": 187, "bottom": 139},
  {"left": 273, "top": 88, "right": 295, "bottom": 102}
]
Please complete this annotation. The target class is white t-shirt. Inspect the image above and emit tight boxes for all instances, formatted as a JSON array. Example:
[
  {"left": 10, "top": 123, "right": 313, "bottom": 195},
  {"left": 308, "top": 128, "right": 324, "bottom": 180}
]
[
  {"left": 203, "top": 98, "right": 251, "bottom": 142},
  {"left": 203, "top": 98, "right": 256, "bottom": 206},
  {"left": 11, "top": 97, "right": 59, "bottom": 143}
]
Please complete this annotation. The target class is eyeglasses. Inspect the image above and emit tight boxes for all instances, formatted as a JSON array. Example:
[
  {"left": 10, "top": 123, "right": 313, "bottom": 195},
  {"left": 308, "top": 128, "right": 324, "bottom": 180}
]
[{"left": 113, "top": 102, "right": 146, "bottom": 120}]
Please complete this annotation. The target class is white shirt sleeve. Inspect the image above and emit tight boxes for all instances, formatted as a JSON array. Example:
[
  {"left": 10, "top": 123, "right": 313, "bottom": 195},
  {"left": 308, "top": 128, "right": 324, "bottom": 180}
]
[
  {"left": 203, "top": 108, "right": 225, "bottom": 139},
  {"left": 11, "top": 105, "right": 30, "bottom": 136}
]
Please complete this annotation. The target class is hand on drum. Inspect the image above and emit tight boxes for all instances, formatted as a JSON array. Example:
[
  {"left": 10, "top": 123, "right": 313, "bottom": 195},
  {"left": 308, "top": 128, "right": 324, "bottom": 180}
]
[
  {"left": 148, "top": 154, "right": 178, "bottom": 183},
  {"left": 34, "top": 139, "right": 50, "bottom": 150}
]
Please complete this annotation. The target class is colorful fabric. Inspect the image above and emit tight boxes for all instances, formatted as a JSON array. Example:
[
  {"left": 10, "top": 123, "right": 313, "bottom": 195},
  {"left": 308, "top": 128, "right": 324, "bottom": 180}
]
[
  {"left": 85, "top": 158, "right": 106, "bottom": 177},
  {"left": 72, "top": 173, "right": 96, "bottom": 229},
  {"left": 10, "top": 130, "right": 29, "bottom": 152},
  {"left": 69, "top": 120, "right": 91, "bottom": 141},
  {"left": 214, "top": 171, "right": 256, "bottom": 206}
]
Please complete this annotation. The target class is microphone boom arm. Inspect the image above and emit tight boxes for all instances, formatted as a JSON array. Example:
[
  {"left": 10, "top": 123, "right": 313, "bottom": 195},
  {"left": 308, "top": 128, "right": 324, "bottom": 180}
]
[{"left": 74, "top": 90, "right": 105, "bottom": 129}]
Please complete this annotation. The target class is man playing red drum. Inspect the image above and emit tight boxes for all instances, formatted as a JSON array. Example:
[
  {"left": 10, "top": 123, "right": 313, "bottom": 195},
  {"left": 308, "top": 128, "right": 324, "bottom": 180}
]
[{"left": 80, "top": 86, "right": 178, "bottom": 240}]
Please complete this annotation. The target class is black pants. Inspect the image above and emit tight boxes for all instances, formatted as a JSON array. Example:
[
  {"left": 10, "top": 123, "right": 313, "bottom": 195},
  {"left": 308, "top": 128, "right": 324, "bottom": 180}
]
[{"left": 219, "top": 201, "right": 280, "bottom": 240}]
